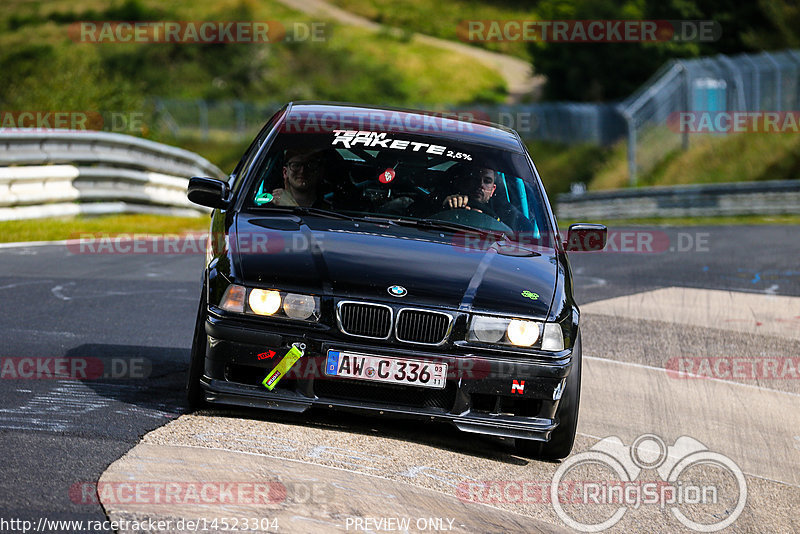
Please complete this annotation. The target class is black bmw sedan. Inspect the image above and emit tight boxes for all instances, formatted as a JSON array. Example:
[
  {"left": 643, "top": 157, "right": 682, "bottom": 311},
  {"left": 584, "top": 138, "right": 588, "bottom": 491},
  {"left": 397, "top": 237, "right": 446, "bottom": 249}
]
[{"left": 186, "top": 102, "right": 606, "bottom": 459}]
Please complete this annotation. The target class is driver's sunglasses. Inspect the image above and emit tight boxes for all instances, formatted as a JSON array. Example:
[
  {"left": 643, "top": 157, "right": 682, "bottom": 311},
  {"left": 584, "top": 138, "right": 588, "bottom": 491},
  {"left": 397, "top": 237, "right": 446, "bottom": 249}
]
[{"left": 286, "top": 160, "right": 322, "bottom": 172}]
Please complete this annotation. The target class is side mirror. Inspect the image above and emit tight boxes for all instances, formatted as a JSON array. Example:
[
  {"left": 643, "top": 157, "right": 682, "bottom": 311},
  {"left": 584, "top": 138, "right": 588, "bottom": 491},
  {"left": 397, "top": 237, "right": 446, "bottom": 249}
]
[
  {"left": 188, "top": 176, "right": 230, "bottom": 209},
  {"left": 564, "top": 223, "right": 607, "bottom": 252}
]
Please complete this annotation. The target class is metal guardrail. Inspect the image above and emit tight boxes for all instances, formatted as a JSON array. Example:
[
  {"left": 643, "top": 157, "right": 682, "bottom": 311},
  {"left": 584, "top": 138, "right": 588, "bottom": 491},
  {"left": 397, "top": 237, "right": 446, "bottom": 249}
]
[
  {"left": 556, "top": 180, "right": 800, "bottom": 220},
  {"left": 0, "top": 130, "right": 224, "bottom": 220}
]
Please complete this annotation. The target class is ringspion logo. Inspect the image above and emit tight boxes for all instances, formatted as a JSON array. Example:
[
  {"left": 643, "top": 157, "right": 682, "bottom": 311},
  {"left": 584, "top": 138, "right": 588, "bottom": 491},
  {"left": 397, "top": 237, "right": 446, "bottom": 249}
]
[{"left": 551, "top": 434, "right": 746, "bottom": 532}]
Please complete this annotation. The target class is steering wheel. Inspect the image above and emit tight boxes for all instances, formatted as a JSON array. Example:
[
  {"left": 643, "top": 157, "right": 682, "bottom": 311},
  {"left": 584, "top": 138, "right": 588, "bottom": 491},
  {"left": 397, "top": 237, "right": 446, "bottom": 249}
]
[{"left": 428, "top": 208, "right": 513, "bottom": 234}]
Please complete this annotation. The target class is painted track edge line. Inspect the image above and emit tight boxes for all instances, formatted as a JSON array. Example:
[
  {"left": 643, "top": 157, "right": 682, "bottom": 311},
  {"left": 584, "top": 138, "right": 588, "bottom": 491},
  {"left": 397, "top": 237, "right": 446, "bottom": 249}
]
[{"left": 0, "top": 240, "right": 68, "bottom": 248}]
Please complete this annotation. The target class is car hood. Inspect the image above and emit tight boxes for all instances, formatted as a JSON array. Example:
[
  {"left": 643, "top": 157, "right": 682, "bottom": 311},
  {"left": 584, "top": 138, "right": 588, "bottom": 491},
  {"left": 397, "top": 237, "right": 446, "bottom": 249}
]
[{"left": 233, "top": 214, "right": 557, "bottom": 318}]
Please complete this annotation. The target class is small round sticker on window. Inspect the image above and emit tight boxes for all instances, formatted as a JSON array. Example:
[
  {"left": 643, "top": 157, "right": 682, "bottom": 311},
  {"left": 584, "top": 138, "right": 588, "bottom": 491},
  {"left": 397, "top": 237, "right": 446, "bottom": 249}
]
[{"left": 379, "top": 168, "right": 396, "bottom": 184}]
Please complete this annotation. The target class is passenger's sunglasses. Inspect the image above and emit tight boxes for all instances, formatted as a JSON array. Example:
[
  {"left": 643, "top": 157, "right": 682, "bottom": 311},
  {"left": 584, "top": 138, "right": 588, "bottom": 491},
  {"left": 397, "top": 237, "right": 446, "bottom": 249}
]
[{"left": 286, "top": 160, "right": 322, "bottom": 172}]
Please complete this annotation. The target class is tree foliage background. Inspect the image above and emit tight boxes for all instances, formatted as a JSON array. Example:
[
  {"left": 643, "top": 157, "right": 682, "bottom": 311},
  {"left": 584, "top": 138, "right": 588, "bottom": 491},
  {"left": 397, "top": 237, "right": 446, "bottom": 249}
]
[{"left": 530, "top": 0, "right": 800, "bottom": 101}]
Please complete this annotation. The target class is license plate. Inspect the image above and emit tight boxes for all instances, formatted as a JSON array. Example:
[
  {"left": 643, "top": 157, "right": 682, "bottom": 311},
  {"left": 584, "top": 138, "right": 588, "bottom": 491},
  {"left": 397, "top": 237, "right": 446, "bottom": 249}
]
[{"left": 325, "top": 350, "right": 447, "bottom": 389}]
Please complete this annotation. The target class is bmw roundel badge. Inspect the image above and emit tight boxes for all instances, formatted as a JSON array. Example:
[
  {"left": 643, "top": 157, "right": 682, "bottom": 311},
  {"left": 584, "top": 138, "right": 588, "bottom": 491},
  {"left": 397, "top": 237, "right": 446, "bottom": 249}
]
[{"left": 388, "top": 285, "right": 407, "bottom": 297}]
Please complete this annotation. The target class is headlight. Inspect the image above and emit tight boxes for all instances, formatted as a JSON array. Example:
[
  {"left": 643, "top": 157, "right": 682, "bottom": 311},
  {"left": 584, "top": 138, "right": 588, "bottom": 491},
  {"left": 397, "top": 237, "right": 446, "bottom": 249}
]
[
  {"left": 249, "top": 289, "right": 282, "bottom": 316},
  {"left": 282, "top": 293, "right": 317, "bottom": 320},
  {"left": 469, "top": 315, "right": 507, "bottom": 343},
  {"left": 468, "top": 315, "right": 564, "bottom": 351},
  {"left": 218, "top": 284, "right": 319, "bottom": 321},
  {"left": 506, "top": 319, "right": 540, "bottom": 347}
]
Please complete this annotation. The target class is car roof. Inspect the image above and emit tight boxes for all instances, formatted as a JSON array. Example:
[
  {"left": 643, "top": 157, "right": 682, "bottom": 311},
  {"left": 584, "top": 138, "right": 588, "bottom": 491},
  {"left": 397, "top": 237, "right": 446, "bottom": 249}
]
[{"left": 281, "top": 101, "right": 525, "bottom": 153}]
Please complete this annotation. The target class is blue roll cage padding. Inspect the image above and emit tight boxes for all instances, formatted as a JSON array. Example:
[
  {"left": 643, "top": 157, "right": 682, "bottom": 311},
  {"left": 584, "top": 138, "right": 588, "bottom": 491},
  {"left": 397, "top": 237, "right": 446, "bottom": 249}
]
[
  {"left": 497, "top": 172, "right": 511, "bottom": 202},
  {"left": 515, "top": 177, "right": 530, "bottom": 218}
]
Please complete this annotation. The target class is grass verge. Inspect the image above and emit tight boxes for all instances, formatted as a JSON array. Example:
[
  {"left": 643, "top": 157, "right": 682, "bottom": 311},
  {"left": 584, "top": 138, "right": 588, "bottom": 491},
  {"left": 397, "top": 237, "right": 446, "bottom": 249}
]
[
  {"left": 527, "top": 141, "right": 611, "bottom": 196},
  {"left": 0, "top": 214, "right": 210, "bottom": 243},
  {"left": 591, "top": 130, "right": 800, "bottom": 191},
  {"left": 328, "top": 0, "right": 534, "bottom": 60}
]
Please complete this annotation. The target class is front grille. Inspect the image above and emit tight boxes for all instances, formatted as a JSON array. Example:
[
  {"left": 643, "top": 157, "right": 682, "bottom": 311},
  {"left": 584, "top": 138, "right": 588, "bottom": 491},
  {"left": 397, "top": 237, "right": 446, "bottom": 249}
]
[
  {"left": 315, "top": 378, "right": 456, "bottom": 411},
  {"left": 396, "top": 309, "right": 451, "bottom": 344},
  {"left": 338, "top": 302, "right": 392, "bottom": 339}
]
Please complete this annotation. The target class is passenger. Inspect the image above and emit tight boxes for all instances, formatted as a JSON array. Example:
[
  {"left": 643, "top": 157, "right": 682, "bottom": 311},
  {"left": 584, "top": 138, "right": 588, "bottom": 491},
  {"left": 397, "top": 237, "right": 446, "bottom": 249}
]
[{"left": 271, "top": 149, "right": 325, "bottom": 207}]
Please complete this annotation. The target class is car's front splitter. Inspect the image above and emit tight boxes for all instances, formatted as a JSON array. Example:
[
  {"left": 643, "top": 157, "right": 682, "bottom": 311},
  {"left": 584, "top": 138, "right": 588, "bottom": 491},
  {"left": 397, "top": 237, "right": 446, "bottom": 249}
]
[{"left": 200, "top": 377, "right": 558, "bottom": 441}]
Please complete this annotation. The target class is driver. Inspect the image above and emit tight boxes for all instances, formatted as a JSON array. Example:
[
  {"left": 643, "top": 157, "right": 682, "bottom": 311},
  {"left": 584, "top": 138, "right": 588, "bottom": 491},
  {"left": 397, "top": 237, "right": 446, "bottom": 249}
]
[
  {"left": 441, "top": 166, "right": 533, "bottom": 233},
  {"left": 442, "top": 167, "right": 500, "bottom": 219},
  {"left": 271, "top": 149, "right": 325, "bottom": 207}
]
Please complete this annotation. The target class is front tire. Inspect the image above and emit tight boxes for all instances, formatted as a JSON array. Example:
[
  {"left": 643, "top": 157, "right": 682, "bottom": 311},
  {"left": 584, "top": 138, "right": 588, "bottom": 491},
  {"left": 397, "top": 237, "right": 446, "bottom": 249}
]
[
  {"left": 516, "top": 330, "right": 582, "bottom": 460},
  {"left": 186, "top": 290, "right": 208, "bottom": 410}
]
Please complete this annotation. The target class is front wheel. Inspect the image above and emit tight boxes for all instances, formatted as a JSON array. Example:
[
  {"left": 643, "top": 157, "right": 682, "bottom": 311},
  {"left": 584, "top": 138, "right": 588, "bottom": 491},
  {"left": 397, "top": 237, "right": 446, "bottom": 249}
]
[
  {"left": 186, "top": 290, "right": 208, "bottom": 410},
  {"left": 516, "top": 330, "right": 582, "bottom": 460}
]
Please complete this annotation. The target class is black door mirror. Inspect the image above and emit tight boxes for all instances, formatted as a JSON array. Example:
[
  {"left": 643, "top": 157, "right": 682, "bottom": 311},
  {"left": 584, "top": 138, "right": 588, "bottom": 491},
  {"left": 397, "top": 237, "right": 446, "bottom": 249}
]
[
  {"left": 188, "top": 176, "right": 230, "bottom": 209},
  {"left": 564, "top": 223, "right": 607, "bottom": 251}
]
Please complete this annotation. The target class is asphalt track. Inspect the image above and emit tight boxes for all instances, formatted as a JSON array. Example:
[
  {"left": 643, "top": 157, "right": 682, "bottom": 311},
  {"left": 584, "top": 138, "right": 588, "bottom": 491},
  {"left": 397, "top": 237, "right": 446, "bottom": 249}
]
[{"left": 0, "top": 225, "right": 798, "bottom": 533}]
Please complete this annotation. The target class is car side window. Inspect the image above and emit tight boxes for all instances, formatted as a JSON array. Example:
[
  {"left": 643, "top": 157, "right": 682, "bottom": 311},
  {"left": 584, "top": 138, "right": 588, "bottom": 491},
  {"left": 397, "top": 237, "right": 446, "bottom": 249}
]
[{"left": 251, "top": 154, "right": 282, "bottom": 205}]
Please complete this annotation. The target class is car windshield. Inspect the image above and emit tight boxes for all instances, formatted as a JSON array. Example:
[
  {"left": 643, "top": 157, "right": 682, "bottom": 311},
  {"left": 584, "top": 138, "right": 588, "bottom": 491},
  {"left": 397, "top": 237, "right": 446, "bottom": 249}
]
[{"left": 243, "top": 130, "right": 554, "bottom": 247}]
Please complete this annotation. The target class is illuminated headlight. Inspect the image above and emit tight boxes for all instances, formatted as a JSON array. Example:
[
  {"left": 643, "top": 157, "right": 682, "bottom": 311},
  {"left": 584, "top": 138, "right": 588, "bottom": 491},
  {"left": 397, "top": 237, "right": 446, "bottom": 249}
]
[
  {"left": 468, "top": 315, "right": 565, "bottom": 351},
  {"left": 506, "top": 319, "right": 540, "bottom": 347},
  {"left": 249, "top": 289, "right": 282, "bottom": 316},
  {"left": 218, "top": 284, "right": 319, "bottom": 321}
]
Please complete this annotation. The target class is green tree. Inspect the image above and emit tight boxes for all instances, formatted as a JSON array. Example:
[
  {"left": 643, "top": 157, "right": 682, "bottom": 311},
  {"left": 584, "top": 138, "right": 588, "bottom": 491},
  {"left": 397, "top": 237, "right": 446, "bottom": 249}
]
[{"left": 530, "top": 0, "right": 786, "bottom": 102}]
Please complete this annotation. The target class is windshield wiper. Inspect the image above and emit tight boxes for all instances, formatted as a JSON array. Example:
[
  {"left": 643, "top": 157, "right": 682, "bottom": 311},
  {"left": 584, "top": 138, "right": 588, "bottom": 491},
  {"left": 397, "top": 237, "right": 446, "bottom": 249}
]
[
  {"left": 391, "top": 218, "right": 507, "bottom": 240},
  {"left": 259, "top": 206, "right": 398, "bottom": 227},
  {"left": 253, "top": 206, "right": 504, "bottom": 238},
  {"left": 258, "top": 205, "right": 361, "bottom": 222}
]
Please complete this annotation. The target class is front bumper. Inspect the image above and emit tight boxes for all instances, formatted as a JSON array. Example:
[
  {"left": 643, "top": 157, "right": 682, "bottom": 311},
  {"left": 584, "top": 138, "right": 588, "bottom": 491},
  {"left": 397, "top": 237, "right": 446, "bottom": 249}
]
[{"left": 200, "top": 311, "right": 575, "bottom": 442}]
